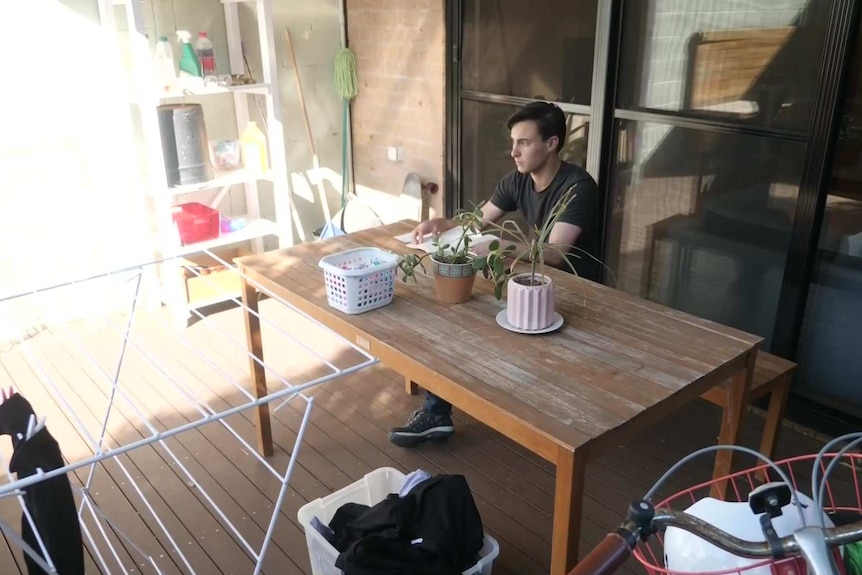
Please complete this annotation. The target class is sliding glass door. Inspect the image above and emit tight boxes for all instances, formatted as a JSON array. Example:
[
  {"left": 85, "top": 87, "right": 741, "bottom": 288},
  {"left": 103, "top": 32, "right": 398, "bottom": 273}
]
[
  {"left": 450, "top": 0, "right": 600, "bottom": 214},
  {"left": 604, "top": 0, "right": 830, "bottom": 349},
  {"left": 447, "top": 0, "right": 862, "bottom": 420}
]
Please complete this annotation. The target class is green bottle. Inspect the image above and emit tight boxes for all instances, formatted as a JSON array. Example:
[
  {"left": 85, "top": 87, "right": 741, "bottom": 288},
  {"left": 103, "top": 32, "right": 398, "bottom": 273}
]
[{"left": 176, "top": 30, "right": 202, "bottom": 78}]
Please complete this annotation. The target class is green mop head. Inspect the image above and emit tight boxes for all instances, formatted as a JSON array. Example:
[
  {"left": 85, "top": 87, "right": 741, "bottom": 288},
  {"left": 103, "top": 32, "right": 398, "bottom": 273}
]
[
  {"left": 325, "top": 45, "right": 359, "bottom": 238},
  {"left": 334, "top": 47, "right": 358, "bottom": 101}
]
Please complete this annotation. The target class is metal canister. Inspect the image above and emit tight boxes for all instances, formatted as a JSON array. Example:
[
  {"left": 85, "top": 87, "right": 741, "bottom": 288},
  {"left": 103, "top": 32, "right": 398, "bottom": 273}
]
[{"left": 157, "top": 103, "right": 214, "bottom": 186}]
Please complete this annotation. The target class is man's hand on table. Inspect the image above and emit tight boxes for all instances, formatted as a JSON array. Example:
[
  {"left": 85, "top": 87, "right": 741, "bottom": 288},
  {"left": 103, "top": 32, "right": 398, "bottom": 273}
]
[{"left": 411, "top": 218, "right": 454, "bottom": 244}]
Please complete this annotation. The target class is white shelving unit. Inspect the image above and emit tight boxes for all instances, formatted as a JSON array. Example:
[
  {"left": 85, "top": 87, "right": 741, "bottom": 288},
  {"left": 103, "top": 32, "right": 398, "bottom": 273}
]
[
  {"left": 173, "top": 218, "right": 281, "bottom": 257},
  {"left": 98, "top": 0, "right": 295, "bottom": 322}
]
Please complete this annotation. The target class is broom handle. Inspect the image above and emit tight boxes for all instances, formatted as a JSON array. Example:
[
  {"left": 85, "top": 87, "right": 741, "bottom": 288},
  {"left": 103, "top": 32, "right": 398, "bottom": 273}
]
[
  {"left": 284, "top": 29, "right": 331, "bottom": 221},
  {"left": 284, "top": 30, "right": 316, "bottom": 158}
]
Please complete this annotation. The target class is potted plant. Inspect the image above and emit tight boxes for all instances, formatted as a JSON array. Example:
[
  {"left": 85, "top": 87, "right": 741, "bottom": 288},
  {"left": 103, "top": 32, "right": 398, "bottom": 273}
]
[
  {"left": 397, "top": 205, "right": 485, "bottom": 304},
  {"left": 472, "top": 185, "right": 584, "bottom": 331}
]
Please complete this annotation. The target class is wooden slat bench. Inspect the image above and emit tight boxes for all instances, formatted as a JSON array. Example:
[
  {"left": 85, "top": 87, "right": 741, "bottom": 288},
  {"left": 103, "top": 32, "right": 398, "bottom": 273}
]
[{"left": 700, "top": 350, "right": 796, "bottom": 460}]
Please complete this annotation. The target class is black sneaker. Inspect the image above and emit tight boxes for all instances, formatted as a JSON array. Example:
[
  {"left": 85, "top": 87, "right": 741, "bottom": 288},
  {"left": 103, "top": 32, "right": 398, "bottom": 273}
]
[{"left": 389, "top": 409, "right": 455, "bottom": 447}]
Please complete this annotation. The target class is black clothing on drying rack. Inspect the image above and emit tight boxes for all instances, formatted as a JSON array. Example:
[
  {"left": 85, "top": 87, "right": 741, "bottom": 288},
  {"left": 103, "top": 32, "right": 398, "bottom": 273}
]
[
  {"left": 1, "top": 393, "right": 84, "bottom": 575},
  {"left": 0, "top": 393, "right": 37, "bottom": 449}
]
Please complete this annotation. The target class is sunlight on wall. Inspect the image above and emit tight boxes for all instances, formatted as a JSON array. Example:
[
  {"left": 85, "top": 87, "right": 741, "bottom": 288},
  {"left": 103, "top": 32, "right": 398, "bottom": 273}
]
[
  {"left": 313, "top": 167, "right": 425, "bottom": 226},
  {"left": 0, "top": 1, "right": 153, "bottom": 334}
]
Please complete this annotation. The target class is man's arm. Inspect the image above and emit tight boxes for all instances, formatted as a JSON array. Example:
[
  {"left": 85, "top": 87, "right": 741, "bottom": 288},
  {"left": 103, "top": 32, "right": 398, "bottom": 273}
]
[
  {"left": 540, "top": 176, "right": 598, "bottom": 269},
  {"left": 479, "top": 201, "right": 507, "bottom": 227},
  {"left": 544, "top": 221, "right": 582, "bottom": 268},
  {"left": 481, "top": 221, "right": 581, "bottom": 267},
  {"left": 411, "top": 200, "right": 508, "bottom": 243}
]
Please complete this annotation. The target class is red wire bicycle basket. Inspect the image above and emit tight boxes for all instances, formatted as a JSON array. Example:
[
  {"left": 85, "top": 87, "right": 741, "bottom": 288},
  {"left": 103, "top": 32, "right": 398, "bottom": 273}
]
[{"left": 633, "top": 452, "right": 862, "bottom": 575}]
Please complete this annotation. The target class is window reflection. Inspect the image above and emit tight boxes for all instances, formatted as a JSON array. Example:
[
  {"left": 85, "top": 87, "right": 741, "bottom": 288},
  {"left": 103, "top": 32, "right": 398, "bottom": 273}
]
[
  {"left": 617, "top": 0, "right": 829, "bottom": 131},
  {"left": 606, "top": 120, "right": 805, "bottom": 347},
  {"left": 461, "top": 0, "right": 598, "bottom": 105}
]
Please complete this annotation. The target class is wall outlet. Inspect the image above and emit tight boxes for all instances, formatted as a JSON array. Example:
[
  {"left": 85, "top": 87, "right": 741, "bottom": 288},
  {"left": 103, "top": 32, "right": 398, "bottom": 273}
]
[{"left": 387, "top": 146, "right": 404, "bottom": 162}]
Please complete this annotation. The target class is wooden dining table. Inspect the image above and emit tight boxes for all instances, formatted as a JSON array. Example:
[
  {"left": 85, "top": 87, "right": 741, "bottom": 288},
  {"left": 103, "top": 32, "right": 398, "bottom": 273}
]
[{"left": 235, "top": 221, "right": 762, "bottom": 575}]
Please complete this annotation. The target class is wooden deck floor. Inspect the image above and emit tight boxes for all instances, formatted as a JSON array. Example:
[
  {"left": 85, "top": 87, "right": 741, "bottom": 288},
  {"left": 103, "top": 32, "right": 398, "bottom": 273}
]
[{"left": 0, "top": 299, "right": 836, "bottom": 575}]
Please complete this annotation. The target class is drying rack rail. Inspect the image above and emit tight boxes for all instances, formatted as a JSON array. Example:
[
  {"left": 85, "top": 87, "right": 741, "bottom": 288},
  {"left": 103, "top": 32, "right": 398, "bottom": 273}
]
[{"left": 0, "top": 250, "right": 378, "bottom": 574}]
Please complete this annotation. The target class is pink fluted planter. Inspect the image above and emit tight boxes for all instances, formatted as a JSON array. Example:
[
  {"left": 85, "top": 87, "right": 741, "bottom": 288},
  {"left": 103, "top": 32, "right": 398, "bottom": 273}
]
[{"left": 506, "top": 273, "right": 555, "bottom": 330}]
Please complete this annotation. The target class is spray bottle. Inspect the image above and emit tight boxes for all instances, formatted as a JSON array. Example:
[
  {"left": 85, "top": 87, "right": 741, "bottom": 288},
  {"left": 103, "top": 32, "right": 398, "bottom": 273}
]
[{"left": 176, "top": 30, "right": 202, "bottom": 78}]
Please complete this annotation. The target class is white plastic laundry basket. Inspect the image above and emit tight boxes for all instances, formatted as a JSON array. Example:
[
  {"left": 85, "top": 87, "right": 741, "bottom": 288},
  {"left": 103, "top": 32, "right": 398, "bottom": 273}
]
[
  {"left": 297, "top": 467, "right": 499, "bottom": 575},
  {"left": 318, "top": 248, "right": 400, "bottom": 314}
]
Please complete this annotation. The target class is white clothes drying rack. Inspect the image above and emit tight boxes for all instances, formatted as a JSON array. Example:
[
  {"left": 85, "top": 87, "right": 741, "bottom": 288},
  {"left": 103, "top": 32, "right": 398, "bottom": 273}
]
[{"left": 0, "top": 249, "right": 378, "bottom": 574}]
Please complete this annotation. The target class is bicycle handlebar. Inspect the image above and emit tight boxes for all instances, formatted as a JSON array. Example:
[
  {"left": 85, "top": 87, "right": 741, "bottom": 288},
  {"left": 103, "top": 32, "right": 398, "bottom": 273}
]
[
  {"left": 568, "top": 503, "right": 862, "bottom": 575},
  {"left": 567, "top": 532, "right": 632, "bottom": 575}
]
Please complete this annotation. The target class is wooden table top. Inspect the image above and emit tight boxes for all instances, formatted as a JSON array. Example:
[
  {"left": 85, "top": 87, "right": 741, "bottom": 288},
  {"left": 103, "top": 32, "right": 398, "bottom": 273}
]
[{"left": 237, "top": 221, "right": 763, "bottom": 461}]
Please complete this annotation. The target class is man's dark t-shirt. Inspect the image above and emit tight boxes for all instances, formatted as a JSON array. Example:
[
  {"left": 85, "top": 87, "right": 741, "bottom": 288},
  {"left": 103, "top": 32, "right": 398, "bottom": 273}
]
[{"left": 489, "top": 161, "right": 603, "bottom": 282}]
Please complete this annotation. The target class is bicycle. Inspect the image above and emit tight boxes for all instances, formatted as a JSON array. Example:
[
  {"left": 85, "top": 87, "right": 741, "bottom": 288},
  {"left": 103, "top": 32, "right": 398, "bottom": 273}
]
[{"left": 570, "top": 438, "right": 862, "bottom": 575}]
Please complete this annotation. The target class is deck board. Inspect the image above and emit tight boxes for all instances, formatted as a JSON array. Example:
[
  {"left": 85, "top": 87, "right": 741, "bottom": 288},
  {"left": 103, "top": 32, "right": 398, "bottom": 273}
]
[
  {"left": 0, "top": 511, "right": 24, "bottom": 575},
  {"left": 0, "top": 300, "right": 840, "bottom": 575}
]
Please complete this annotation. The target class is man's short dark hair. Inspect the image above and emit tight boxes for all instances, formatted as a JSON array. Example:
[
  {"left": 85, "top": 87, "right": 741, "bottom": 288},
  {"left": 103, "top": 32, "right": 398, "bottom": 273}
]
[{"left": 507, "top": 102, "right": 567, "bottom": 153}]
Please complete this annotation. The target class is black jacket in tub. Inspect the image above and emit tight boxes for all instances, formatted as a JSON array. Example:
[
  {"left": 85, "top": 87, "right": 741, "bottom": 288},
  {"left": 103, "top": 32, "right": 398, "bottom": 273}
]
[{"left": 330, "top": 474, "right": 484, "bottom": 575}]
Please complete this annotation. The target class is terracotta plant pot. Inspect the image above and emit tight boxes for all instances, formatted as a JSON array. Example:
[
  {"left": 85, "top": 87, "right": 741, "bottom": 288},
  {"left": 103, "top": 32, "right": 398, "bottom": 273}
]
[
  {"left": 506, "top": 273, "right": 555, "bottom": 330},
  {"left": 431, "top": 257, "right": 477, "bottom": 304}
]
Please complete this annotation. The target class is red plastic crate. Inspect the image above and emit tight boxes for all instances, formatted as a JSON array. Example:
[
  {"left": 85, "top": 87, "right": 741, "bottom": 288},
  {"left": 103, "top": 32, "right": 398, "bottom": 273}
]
[{"left": 171, "top": 202, "right": 220, "bottom": 246}]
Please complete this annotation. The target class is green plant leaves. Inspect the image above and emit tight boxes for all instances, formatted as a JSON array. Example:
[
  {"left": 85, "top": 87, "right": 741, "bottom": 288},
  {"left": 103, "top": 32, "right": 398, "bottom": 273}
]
[
  {"left": 398, "top": 212, "right": 481, "bottom": 281},
  {"left": 492, "top": 255, "right": 504, "bottom": 277},
  {"left": 397, "top": 253, "right": 427, "bottom": 282}
]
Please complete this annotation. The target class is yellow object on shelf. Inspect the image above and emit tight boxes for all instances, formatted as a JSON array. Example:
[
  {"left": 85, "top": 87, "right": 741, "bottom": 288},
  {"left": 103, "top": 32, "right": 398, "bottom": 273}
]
[{"left": 240, "top": 121, "right": 268, "bottom": 174}]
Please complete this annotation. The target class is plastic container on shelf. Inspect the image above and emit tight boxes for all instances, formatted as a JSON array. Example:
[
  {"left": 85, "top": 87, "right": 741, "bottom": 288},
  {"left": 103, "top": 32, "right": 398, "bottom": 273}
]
[
  {"left": 154, "top": 36, "right": 176, "bottom": 89},
  {"left": 220, "top": 215, "right": 246, "bottom": 234},
  {"left": 176, "top": 30, "right": 202, "bottom": 78},
  {"left": 240, "top": 121, "right": 269, "bottom": 174},
  {"left": 157, "top": 103, "right": 214, "bottom": 186},
  {"left": 297, "top": 467, "right": 500, "bottom": 575},
  {"left": 171, "top": 202, "right": 220, "bottom": 246},
  {"left": 195, "top": 32, "right": 216, "bottom": 76},
  {"left": 209, "top": 140, "right": 242, "bottom": 171}
]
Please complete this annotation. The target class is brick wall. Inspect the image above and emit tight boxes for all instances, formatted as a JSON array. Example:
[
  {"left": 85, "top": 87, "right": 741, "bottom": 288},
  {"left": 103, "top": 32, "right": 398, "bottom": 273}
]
[{"left": 346, "top": 0, "right": 446, "bottom": 219}]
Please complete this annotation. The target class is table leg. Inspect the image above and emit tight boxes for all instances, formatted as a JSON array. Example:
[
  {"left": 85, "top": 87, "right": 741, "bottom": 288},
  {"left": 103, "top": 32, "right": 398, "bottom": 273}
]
[
  {"left": 710, "top": 348, "right": 757, "bottom": 499},
  {"left": 759, "top": 372, "right": 791, "bottom": 460},
  {"left": 241, "top": 276, "right": 273, "bottom": 457},
  {"left": 405, "top": 377, "right": 419, "bottom": 396},
  {"left": 551, "top": 446, "right": 587, "bottom": 575},
  {"left": 668, "top": 238, "right": 682, "bottom": 307},
  {"left": 643, "top": 229, "right": 656, "bottom": 299}
]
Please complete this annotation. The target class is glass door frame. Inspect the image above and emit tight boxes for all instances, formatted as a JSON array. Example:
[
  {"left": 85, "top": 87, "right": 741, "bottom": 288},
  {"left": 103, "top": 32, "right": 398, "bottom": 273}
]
[{"left": 768, "top": 0, "right": 861, "bottom": 359}]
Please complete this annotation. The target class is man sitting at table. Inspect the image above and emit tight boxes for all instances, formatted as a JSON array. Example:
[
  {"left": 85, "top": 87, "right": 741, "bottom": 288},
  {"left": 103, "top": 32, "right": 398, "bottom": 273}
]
[{"left": 389, "top": 101, "right": 604, "bottom": 448}]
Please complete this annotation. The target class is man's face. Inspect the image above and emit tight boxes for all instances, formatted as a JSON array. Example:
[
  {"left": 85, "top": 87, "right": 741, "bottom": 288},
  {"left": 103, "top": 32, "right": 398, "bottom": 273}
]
[{"left": 509, "top": 120, "right": 556, "bottom": 174}]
